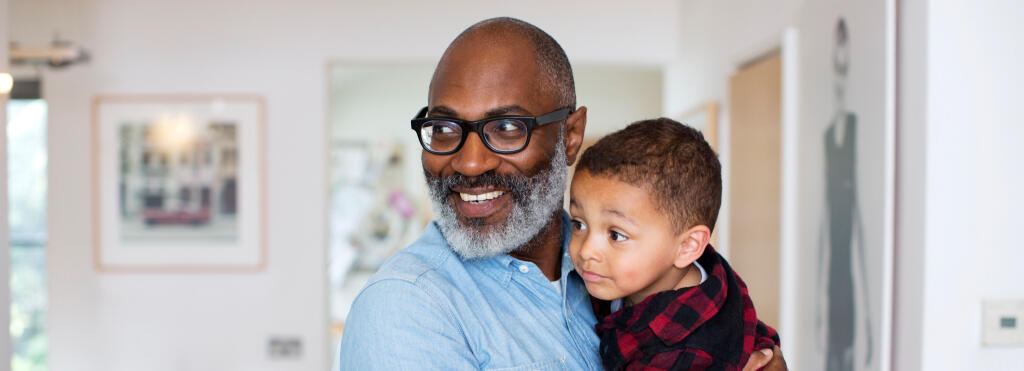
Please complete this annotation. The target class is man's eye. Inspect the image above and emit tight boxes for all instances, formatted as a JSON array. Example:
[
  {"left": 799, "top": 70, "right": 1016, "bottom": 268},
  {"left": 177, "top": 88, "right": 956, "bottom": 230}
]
[
  {"left": 571, "top": 219, "right": 587, "bottom": 232},
  {"left": 491, "top": 120, "right": 526, "bottom": 136},
  {"left": 609, "top": 230, "right": 627, "bottom": 242},
  {"left": 495, "top": 120, "right": 522, "bottom": 131},
  {"left": 433, "top": 125, "right": 457, "bottom": 135}
]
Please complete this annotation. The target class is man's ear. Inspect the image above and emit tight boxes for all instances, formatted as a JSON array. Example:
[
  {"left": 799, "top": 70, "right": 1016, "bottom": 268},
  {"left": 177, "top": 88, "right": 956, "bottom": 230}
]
[
  {"left": 564, "top": 106, "right": 587, "bottom": 166},
  {"left": 674, "top": 224, "right": 711, "bottom": 269}
]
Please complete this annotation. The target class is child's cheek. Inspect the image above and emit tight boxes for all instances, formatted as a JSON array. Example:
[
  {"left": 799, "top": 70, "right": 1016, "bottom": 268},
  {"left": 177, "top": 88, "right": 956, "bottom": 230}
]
[
  {"left": 617, "top": 264, "right": 639, "bottom": 286},
  {"left": 567, "top": 239, "right": 580, "bottom": 260}
]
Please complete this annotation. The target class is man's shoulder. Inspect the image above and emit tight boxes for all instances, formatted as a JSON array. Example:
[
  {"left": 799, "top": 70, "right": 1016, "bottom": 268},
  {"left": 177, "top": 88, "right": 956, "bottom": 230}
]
[
  {"left": 347, "top": 222, "right": 473, "bottom": 323},
  {"left": 339, "top": 223, "right": 477, "bottom": 368},
  {"left": 364, "top": 221, "right": 461, "bottom": 288}
]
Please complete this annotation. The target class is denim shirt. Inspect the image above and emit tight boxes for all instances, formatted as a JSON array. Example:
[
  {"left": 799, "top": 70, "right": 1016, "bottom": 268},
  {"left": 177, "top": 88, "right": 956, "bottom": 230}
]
[{"left": 338, "top": 212, "right": 601, "bottom": 370}]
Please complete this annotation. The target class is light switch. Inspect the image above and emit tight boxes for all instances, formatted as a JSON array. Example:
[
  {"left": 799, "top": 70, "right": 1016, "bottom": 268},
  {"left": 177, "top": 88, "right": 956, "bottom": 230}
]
[
  {"left": 982, "top": 300, "right": 1024, "bottom": 347},
  {"left": 267, "top": 336, "right": 303, "bottom": 359}
]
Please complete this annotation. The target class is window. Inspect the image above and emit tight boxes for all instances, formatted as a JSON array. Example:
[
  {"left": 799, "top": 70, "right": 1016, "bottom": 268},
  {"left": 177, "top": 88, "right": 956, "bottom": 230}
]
[{"left": 8, "top": 98, "right": 48, "bottom": 371}]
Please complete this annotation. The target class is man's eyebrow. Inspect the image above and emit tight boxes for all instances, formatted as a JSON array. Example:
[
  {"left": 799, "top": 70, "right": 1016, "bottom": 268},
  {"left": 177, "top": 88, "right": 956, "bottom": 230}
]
[
  {"left": 428, "top": 105, "right": 459, "bottom": 117},
  {"left": 484, "top": 105, "right": 531, "bottom": 117},
  {"left": 426, "top": 105, "right": 531, "bottom": 120},
  {"left": 603, "top": 209, "right": 639, "bottom": 227}
]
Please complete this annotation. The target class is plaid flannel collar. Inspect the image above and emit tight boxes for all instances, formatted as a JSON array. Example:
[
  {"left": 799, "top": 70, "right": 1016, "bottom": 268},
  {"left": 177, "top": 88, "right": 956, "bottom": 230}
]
[{"left": 595, "top": 246, "right": 729, "bottom": 346}]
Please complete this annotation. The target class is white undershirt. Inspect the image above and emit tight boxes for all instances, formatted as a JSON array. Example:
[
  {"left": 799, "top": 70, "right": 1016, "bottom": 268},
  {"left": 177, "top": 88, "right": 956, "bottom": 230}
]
[
  {"left": 610, "top": 261, "right": 707, "bottom": 312},
  {"left": 550, "top": 278, "right": 562, "bottom": 296}
]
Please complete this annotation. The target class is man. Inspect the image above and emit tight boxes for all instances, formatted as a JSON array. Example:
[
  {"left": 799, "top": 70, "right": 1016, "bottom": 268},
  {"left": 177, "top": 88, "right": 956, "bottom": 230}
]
[{"left": 339, "top": 17, "right": 785, "bottom": 370}]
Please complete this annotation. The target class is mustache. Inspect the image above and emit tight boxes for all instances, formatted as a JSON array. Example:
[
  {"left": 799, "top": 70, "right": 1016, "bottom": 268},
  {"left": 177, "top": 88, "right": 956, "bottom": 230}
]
[{"left": 424, "top": 170, "right": 533, "bottom": 202}]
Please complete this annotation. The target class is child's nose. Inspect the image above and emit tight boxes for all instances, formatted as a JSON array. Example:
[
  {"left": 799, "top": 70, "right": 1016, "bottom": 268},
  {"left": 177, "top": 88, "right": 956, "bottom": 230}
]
[{"left": 578, "top": 234, "right": 601, "bottom": 262}]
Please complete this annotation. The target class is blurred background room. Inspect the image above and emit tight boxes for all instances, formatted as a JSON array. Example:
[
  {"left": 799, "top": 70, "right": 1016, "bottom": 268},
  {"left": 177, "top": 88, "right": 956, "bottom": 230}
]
[{"left": 0, "top": 0, "right": 1022, "bottom": 370}]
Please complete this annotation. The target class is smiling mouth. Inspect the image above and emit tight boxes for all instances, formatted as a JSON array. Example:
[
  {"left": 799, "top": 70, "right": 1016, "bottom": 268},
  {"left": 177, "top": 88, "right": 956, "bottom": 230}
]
[
  {"left": 448, "top": 188, "right": 512, "bottom": 220},
  {"left": 457, "top": 190, "right": 505, "bottom": 204}
]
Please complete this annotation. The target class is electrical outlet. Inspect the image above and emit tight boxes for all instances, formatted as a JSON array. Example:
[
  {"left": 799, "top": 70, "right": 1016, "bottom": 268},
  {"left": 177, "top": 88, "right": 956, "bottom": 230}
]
[
  {"left": 982, "top": 300, "right": 1024, "bottom": 347},
  {"left": 268, "top": 336, "right": 303, "bottom": 359}
]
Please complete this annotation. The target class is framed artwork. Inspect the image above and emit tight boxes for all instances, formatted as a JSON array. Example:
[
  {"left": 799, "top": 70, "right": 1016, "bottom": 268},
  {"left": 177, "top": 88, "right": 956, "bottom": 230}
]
[
  {"left": 792, "top": 2, "right": 896, "bottom": 370},
  {"left": 92, "top": 95, "right": 266, "bottom": 272}
]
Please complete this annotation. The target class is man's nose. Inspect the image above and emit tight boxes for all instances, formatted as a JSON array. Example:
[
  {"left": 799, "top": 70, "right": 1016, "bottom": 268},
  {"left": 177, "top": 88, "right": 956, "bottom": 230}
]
[{"left": 451, "top": 132, "right": 500, "bottom": 177}]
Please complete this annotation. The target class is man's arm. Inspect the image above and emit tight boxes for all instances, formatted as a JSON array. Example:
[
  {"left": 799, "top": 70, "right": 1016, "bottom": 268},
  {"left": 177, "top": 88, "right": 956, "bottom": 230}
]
[{"left": 338, "top": 279, "right": 476, "bottom": 370}]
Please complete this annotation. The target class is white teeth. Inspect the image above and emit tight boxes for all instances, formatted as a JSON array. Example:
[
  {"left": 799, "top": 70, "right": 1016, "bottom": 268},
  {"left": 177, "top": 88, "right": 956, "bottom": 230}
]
[{"left": 459, "top": 191, "right": 505, "bottom": 203}]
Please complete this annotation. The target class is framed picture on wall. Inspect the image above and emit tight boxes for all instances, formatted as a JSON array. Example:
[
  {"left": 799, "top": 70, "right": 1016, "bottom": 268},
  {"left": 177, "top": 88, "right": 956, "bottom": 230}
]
[
  {"left": 92, "top": 95, "right": 266, "bottom": 272},
  {"left": 792, "top": 5, "right": 897, "bottom": 370}
]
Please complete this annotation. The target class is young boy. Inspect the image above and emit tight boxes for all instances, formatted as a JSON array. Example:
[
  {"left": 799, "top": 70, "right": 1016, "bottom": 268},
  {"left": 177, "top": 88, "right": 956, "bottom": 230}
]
[{"left": 568, "top": 118, "right": 780, "bottom": 370}]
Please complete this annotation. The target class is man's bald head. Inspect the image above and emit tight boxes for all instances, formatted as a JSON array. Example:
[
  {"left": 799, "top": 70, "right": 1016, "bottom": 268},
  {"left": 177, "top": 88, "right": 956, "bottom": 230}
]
[{"left": 433, "top": 17, "right": 576, "bottom": 109}]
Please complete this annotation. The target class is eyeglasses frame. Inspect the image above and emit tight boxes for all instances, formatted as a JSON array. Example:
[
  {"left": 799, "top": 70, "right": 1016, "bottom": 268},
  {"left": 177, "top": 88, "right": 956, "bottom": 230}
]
[{"left": 410, "top": 106, "right": 572, "bottom": 155}]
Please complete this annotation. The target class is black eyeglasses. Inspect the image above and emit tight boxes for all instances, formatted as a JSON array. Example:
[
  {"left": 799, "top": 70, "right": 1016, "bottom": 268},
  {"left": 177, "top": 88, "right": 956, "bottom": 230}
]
[{"left": 410, "top": 106, "right": 571, "bottom": 155}]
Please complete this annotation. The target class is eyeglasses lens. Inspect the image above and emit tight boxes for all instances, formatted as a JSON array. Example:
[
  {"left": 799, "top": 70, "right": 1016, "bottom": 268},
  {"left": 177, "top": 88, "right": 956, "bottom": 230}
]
[
  {"left": 420, "top": 120, "right": 462, "bottom": 152},
  {"left": 482, "top": 119, "right": 529, "bottom": 151}
]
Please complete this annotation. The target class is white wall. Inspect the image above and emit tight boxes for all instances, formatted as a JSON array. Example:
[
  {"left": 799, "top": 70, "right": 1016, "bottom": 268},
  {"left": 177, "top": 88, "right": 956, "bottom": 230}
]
[
  {"left": 915, "top": 0, "right": 1024, "bottom": 369},
  {"left": 0, "top": 0, "right": 13, "bottom": 368},
  {"left": 666, "top": 0, "right": 805, "bottom": 116},
  {"left": 10, "top": 1, "right": 682, "bottom": 370}
]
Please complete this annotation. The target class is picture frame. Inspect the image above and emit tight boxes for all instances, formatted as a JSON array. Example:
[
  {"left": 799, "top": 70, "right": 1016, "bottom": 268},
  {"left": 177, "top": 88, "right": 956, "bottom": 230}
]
[
  {"left": 91, "top": 94, "right": 266, "bottom": 272},
  {"left": 790, "top": 7, "right": 897, "bottom": 370}
]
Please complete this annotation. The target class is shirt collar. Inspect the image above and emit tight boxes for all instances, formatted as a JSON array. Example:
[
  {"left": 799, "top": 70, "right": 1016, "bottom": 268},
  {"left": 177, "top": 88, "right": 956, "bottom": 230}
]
[
  {"left": 595, "top": 246, "right": 729, "bottom": 346},
  {"left": 473, "top": 211, "right": 574, "bottom": 287}
]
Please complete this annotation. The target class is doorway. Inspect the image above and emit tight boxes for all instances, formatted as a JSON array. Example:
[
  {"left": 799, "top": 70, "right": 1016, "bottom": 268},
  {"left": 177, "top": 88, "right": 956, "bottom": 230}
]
[{"left": 727, "top": 52, "right": 782, "bottom": 327}]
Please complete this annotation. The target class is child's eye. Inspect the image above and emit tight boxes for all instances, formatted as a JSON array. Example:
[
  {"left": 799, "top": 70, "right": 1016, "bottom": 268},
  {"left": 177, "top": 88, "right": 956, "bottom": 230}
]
[
  {"left": 571, "top": 219, "right": 587, "bottom": 232},
  {"left": 609, "top": 230, "right": 627, "bottom": 242}
]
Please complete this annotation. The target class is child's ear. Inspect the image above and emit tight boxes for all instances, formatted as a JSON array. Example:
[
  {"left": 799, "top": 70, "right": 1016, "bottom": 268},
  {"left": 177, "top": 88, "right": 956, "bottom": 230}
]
[{"left": 674, "top": 225, "right": 711, "bottom": 269}]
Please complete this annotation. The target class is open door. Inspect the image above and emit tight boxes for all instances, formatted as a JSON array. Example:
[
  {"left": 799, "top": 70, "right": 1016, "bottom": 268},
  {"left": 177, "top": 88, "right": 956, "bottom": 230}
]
[{"left": 727, "top": 52, "right": 782, "bottom": 327}]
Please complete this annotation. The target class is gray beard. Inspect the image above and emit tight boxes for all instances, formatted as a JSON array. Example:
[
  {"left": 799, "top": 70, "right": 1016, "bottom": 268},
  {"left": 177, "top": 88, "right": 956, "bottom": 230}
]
[{"left": 425, "top": 139, "right": 567, "bottom": 260}]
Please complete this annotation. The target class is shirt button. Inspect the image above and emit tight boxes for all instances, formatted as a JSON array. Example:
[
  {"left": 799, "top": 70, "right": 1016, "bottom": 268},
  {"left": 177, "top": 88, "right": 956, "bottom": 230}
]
[{"left": 519, "top": 265, "right": 529, "bottom": 273}]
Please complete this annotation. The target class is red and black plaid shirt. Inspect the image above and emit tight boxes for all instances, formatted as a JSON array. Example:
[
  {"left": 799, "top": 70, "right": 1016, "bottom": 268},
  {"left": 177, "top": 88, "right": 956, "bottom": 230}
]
[{"left": 592, "top": 246, "right": 779, "bottom": 371}]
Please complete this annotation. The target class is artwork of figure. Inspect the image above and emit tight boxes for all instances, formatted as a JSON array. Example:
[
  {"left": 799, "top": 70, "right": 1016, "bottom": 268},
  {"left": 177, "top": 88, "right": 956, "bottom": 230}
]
[{"left": 818, "top": 17, "right": 873, "bottom": 371}]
